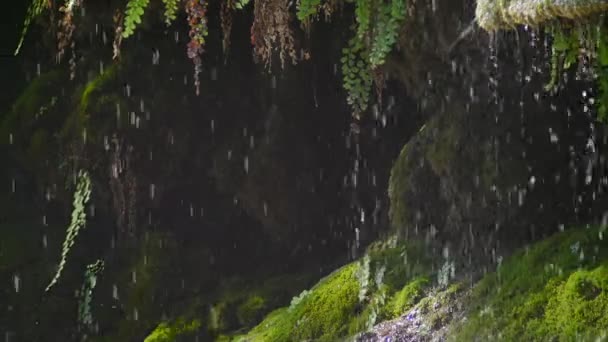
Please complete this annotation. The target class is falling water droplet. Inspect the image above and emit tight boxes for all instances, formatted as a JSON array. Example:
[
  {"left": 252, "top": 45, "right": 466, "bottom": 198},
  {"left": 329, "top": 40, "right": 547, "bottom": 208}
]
[
  {"left": 13, "top": 274, "right": 20, "bottom": 293},
  {"left": 270, "top": 75, "right": 277, "bottom": 89}
]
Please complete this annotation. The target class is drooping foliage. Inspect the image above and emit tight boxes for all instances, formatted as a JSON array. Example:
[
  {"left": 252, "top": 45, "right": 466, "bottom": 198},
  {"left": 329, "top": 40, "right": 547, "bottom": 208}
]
[
  {"left": 122, "top": 0, "right": 150, "bottom": 38},
  {"left": 162, "top": 0, "right": 180, "bottom": 25},
  {"left": 17, "top": 0, "right": 409, "bottom": 116},
  {"left": 14, "top": 0, "right": 49, "bottom": 55},
  {"left": 78, "top": 260, "right": 104, "bottom": 329},
  {"left": 251, "top": 0, "right": 298, "bottom": 69},
  {"left": 341, "top": 0, "right": 408, "bottom": 115},
  {"left": 476, "top": 0, "right": 608, "bottom": 31},
  {"left": 46, "top": 170, "right": 92, "bottom": 292},
  {"left": 185, "top": 0, "right": 209, "bottom": 95},
  {"left": 544, "top": 19, "right": 608, "bottom": 122}
]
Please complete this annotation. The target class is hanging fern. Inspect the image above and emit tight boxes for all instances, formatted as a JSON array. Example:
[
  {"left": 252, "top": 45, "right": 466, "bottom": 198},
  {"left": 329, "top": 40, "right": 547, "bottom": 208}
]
[
  {"left": 78, "top": 260, "right": 104, "bottom": 329},
  {"left": 596, "top": 22, "right": 608, "bottom": 122},
  {"left": 368, "top": 0, "right": 406, "bottom": 67},
  {"left": 234, "top": 0, "right": 251, "bottom": 10},
  {"left": 162, "top": 0, "right": 180, "bottom": 26},
  {"left": 545, "top": 25, "right": 580, "bottom": 91},
  {"left": 355, "top": 0, "right": 371, "bottom": 40},
  {"left": 122, "top": 0, "right": 150, "bottom": 38},
  {"left": 545, "top": 21, "right": 608, "bottom": 123},
  {"left": 46, "top": 170, "right": 92, "bottom": 292},
  {"left": 15, "top": 0, "right": 49, "bottom": 55},
  {"left": 297, "top": 0, "right": 322, "bottom": 24},
  {"left": 342, "top": 35, "right": 373, "bottom": 116}
]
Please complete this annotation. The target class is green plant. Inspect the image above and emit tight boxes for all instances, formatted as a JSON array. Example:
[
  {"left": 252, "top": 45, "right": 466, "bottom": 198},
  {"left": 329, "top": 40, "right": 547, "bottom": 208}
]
[
  {"left": 342, "top": 36, "right": 373, "bottom": 116},
  {"left": 122, "top": 0, "right": 150, "bottom": 38},
  {"left": 144, "top": 317, "right": 201, "bottom": 342},
  {"left": 455, "top": 226, "right": 608, "bottom": 340},
  {"left": 388, "top": 277, "right": 428, "bottom": 318},
  {"left": 78, "top": 260, "right": 104, "bottom": 329},
  {"left": 237, "top": 295, "right": 267, "bottom": 326},
  {"left": 14, "top": 0, "right": 49, "bottom": 55},
  {"left": 46, "top": 170, "right": 92, "bottom": 291},
  {"left": 369, "top": 0, "right": 406, "bottom": 67},
  {"left": 162, "top": 0, "right": 180, "bottom": 25},
  {"left": 545, "top": 25, "right": 581, "bottom": 92},
  {"left": 297, "top": 0, "right": 322, "bottom": 23}
]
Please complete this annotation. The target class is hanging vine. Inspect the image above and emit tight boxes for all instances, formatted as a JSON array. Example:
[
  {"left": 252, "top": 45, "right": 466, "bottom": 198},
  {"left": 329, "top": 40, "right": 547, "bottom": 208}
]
[
  {"left": 14, "top": 0, "right": 49, "bottom": 55},
  {"left": 56, "top": 0, "right": 82, "bottom": 63},
  {"left": 368, "top": 0, "right": 406, "bottom": 68},
  {"left": 251, "top": 0, "right": 298, "bottom": 69},
  {"left": 46, "top": 170, "right": 92, "bottom": 292},
  {"left": 545, "top": 19, "right": 608, "bottom": 123},
  {"left": 78, "top": 260, "right": 104, "bottom": 329},
  {"left": 342, "top": 35, "right": 373, "bottom": 117},
  {"left": 122, "top": 0, "right": 150, "bottom": 38},
  {"left": 185, "top": 0, "right": 209, "bottom": 95},
  {"left": 18, "top": 0, "right": 410, "bottom": 113},
  {"left": 220, "top": 0, "right": 234, "bottom": 56},
  {"left": 162, "top": 0, "right": 180, "bottom": 25}
]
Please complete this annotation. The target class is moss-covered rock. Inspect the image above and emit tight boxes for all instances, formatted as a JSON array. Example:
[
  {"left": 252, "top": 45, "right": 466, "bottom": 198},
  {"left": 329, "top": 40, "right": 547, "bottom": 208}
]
[
  {"left": 387, "top": 277, "right": 429, "bottom": 319},
  {"left": 226, "top": 239, "right": 432, "bottom": 341},
  {"left": 476, "top": 0, "right": 608, "bottom": 31},
  {"left": 144, "top": 317, "right": 201, "bottom": 342},
  {"left": 236, "top": 295, "right": 267, "bottom": 327},
  {"left": 235, "top": 263, "right": 360, "bottom": 341},
  {"left": 453, "top": 225, "right": 608, "bottom": 341}
]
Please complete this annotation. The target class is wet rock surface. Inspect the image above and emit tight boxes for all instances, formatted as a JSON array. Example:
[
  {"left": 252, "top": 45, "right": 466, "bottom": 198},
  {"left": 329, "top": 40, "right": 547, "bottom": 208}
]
[{"left": 357, "top": 286, "right": 470, "bottom": 342}]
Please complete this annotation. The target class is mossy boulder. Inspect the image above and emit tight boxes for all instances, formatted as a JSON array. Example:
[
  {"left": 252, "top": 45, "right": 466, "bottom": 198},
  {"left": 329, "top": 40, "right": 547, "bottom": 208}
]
[
  {"left": 228, "top": 240, "right": 432, "bottom": 341},
  {"left": 454, "top": 225, "right": 608, "bottom": 341},
  {"left": 476, "top": 0, "right": 608, "bottom": 31},
  {"left": 387, "top": 277, "right": 429, "bottom": 319},
  {"left": 144, "top": 317, "right": 201, "bottom": 342}
]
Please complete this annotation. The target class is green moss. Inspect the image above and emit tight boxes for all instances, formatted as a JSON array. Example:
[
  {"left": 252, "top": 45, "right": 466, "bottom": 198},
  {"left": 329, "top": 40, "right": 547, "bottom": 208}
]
[
  {"left": 426, "top": 122, "right": 460, "bottom": 177},
  {"left": 388, "top": 277, "right": 429, "bottom": 318},
  {"left": 237, "top": 295, "right": 267, "bottom": 327},
  {"left": 231, "top": 240, "right": 432, "bottom": 341},
  {"left": 96, "top": 232, "right": 179, "bottom": 341},
  {"left": 476, "top": 0, "right": 608, "bottom": 31},
  {"left": 144, "top": 317, "right": 201, "bottom": 342},
  {"left": 61, "top": 64, "right": 120, "bottom": 140},
  {"left": 453, "top": 226, "right": 608, "bottom": 341},
  {"left": 79, "top": 65, "right": 119, "bottom": 115},
  {"left": 0, "top": 70, "right": 63, "bottom": 145},
  {"left": 235, "top": 263, "right": 361, "bottom": 341},
  {"left": 388, "top": 143, "right": 411, "bottom": 230}
]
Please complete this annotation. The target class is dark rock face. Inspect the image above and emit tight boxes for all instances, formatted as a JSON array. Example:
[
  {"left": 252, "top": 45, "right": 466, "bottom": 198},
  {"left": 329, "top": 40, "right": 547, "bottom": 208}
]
[{"left": 387, "top": 0, "right": 606, "bottom": 273}]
